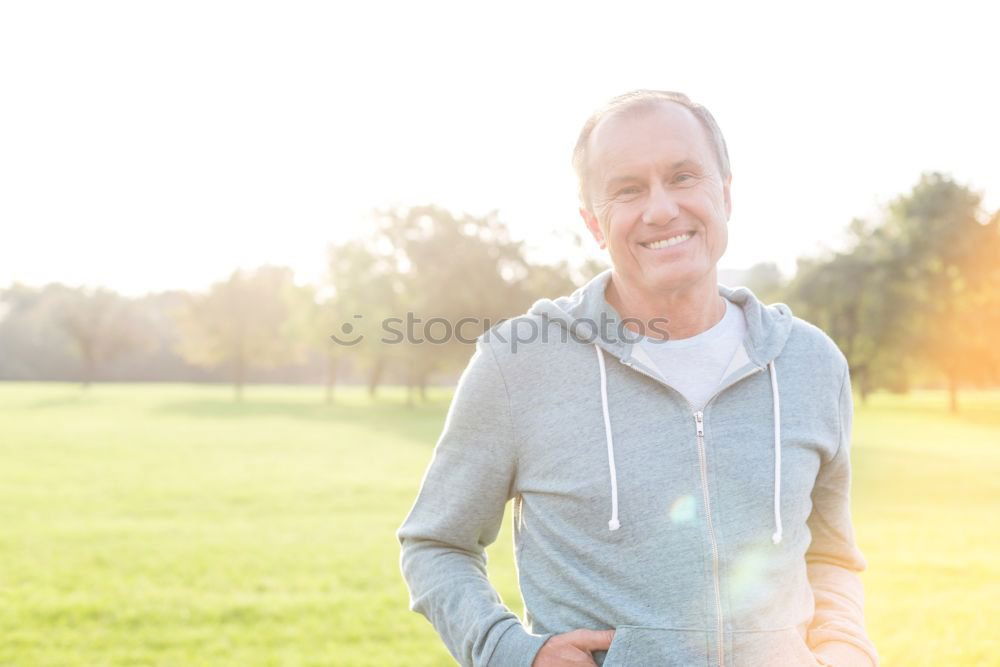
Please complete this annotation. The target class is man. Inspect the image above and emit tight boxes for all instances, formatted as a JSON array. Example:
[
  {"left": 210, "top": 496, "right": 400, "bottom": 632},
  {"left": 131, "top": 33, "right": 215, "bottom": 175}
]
[{"left": 396, "top": 90, "right": 878, "bottom": 666}]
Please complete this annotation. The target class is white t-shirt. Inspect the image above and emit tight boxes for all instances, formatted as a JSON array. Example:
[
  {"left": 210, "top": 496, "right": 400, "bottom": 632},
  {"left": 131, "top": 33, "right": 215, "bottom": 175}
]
[{"left": 636, "top": 298, "right": 747, "bottom": 411}]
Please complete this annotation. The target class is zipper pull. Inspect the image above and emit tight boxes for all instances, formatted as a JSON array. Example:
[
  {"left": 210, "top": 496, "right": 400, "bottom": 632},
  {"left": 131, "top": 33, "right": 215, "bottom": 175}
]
[{"left": 694, "top": 411, "right": 704, "bottom": 437}]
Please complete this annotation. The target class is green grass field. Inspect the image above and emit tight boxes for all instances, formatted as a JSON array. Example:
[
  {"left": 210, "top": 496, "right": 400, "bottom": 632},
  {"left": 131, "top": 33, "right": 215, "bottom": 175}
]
[{"left": 1, "top": 382, "right": 997, "bottom": 666}]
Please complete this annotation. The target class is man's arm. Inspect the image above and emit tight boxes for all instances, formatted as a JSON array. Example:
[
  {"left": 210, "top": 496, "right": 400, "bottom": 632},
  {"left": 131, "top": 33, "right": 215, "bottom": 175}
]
[
  {"left": 396, "top": 336, "right": 553, "bottom": 667},
  {"left": 805, "top": 363, "right": 879, "bottom": 667}
]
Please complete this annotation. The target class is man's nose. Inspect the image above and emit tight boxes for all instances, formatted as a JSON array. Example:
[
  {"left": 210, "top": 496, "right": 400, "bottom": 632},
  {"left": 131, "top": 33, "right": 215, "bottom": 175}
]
[{"left": 642, "top": 182, "right": 681, "bottom": 224}]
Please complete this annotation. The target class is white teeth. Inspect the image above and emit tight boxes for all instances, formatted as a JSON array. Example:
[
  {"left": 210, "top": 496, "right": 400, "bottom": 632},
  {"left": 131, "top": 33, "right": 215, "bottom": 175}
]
[{"left": 643, "top": 232, "right": 693, "bottom": 249}]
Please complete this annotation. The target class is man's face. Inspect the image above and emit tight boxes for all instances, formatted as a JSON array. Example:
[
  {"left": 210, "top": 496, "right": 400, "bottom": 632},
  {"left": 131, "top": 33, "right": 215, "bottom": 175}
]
[{"left": 580, "top": 102, "right": 732, "bottom": 294}]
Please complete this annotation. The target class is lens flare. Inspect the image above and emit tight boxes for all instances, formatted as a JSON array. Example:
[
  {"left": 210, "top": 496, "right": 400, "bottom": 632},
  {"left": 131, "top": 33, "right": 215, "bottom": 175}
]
[{"left": 669, "top": 494, "right": 697, "bottom": 523}]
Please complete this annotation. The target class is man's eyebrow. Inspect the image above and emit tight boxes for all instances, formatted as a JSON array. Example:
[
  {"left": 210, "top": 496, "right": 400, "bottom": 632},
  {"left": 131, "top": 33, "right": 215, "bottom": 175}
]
[{"left": 604, "top": 159, "right": 704, "bottom": 188}]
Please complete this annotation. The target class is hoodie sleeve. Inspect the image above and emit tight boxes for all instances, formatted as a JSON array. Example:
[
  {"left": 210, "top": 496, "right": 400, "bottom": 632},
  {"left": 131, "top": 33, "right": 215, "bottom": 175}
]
[
  {"left": 805, "top": 363, "right": 879, "bottom": 667},
  {"left": 396, "top": 336, "right": 554, "bottom": 667}
]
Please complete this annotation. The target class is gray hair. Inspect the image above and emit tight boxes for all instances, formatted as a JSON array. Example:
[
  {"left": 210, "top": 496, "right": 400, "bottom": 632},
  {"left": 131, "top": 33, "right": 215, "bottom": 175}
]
[{"left": 572, "top": 90, "right": 731, "bottom": 212}]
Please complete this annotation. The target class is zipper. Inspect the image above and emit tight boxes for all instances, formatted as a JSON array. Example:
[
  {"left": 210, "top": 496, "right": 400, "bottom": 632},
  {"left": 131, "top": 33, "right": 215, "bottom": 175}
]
[
  {"left": 618, "top": 354, "right": 764, "bottom": 667},
  {"left": 694, "top": 409, "right": 725, "bottom": 667}
]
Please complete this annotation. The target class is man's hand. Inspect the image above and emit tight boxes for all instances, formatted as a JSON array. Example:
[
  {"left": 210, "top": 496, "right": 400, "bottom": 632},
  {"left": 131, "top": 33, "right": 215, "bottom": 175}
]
[{"left": 531, "top": 629, "right": 616, "bottom": 666}]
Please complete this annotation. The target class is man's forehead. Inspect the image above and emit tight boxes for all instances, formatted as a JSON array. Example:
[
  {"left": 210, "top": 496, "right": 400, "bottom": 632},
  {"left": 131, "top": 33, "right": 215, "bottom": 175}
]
[{"left": 588, "top": 101, "right": 709, "bottom": 177}]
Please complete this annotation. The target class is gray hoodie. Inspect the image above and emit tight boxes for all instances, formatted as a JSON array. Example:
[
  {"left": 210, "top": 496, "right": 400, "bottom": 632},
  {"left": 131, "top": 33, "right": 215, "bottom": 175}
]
[{"left": 396, "top": 269, "right": 878, "bottom": 666}]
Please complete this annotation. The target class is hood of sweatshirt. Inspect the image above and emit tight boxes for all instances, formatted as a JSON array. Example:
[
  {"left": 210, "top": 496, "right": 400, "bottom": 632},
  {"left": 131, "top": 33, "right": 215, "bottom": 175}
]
[
  {"left": 528, "top": 268, "right": 794, "bottom": 542},
  {"left": 528, "top": 267, "right": 793, "bottom": 369}
]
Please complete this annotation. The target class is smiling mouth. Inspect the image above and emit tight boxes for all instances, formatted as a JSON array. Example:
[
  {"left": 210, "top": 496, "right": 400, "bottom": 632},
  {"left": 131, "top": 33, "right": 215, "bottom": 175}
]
[{"left": 640, "top": 231, "right": 694, "bottom": 249}]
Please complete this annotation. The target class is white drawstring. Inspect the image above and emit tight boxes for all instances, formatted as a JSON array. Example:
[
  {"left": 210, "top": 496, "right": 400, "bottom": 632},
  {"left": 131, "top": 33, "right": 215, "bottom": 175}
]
[
  {"left": 768, "top": 359, "right": 783, "bottom": 544},
  {"left": 595, "top": 345, "right": 621, "bottom": 531}
]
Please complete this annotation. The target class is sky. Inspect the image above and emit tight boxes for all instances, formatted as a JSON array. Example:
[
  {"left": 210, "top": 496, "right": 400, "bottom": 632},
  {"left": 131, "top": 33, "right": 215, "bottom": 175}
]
[{"left": 1, "top": 1, "right": 997, "bottom": 296}]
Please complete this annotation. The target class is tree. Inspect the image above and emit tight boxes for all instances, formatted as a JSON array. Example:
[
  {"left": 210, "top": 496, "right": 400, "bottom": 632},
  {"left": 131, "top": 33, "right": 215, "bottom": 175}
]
[
  {"left": 55, "top": 287, "right": 148, "bottom": 388},
  {"left": 322, "top": 210, "right": 601, "bottom": 403},
  {"left": 0, "top": 283, "right": 142, "bottom": 383},
  {"left": 785, "top": 229, "right": 913, "bottom": 403},
  {"left": 371, "top": 205, "right": 531, "bottom": 404},
  {"left": 786, "top": 173, "right": 1000, "bottom": 411},
  {"left": 174, "top": 265, "right": 308, "bottom": 401},
  {"left": 320, "top": 239, "right": 400, "bottom": 402},
  {"left": 885, "top": 173, "right": 998, "bottom": 412}
]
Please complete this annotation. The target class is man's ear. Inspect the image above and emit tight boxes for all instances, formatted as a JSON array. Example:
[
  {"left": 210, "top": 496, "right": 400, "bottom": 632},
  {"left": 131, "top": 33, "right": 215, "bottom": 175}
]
[
  {"left": 723, "top": 174, "right": 733, "bottom": 221},
  {"left": 579, "top": 206, "right": 606, "bottom": 249}
]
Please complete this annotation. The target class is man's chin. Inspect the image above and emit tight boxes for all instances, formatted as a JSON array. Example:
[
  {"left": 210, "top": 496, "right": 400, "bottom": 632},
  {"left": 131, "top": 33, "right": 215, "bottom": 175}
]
[{"left": 639, "top": 264, "right": 706, "bottom": 291}]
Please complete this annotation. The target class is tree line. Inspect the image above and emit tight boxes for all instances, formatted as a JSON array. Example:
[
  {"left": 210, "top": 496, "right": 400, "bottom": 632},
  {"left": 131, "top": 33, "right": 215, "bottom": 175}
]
[
  {"left": 1, "top": 172, "right": 997, "bottom": 411},
  {"left": 0, "top": 204, "right": 601, "bottom": 404}
]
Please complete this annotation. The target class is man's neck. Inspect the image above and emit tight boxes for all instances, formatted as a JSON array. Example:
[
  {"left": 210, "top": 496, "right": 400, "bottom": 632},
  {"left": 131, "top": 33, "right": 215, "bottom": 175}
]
[{"left": 605, "top": 269, "right": 725, "bottom": 341}]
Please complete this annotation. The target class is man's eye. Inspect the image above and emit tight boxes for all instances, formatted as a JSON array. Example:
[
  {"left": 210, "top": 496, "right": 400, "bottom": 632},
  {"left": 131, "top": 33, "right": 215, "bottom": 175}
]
[
  {"left": 675, "top": 173, "right": 696, "bottom": 183},
  {"left": 617, "top": 186, "right": 641, "bottom": 196}
]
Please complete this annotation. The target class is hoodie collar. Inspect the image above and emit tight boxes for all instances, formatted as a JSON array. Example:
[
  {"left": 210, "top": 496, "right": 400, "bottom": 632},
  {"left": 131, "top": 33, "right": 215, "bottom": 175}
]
[{"left": 529, "top": 267, "right": 794, "bottom": 369}]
